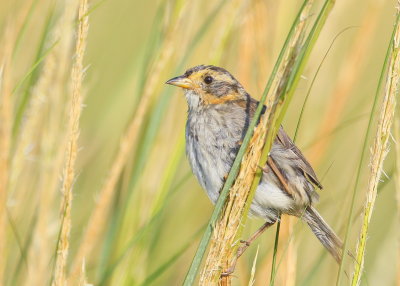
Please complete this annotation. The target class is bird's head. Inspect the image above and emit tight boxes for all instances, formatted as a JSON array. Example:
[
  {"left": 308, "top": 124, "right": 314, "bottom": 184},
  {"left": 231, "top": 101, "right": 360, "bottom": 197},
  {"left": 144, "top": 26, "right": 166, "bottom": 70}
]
[{"left": 166, "top": 65, "right": 248, "bottom": 109}]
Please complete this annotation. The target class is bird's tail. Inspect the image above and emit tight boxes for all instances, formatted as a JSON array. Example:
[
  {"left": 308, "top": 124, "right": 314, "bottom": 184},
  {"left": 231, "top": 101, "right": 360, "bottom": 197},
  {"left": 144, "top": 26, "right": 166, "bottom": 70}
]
[{"left": 302, "top": 206, "right": 343, "bottom": 263}]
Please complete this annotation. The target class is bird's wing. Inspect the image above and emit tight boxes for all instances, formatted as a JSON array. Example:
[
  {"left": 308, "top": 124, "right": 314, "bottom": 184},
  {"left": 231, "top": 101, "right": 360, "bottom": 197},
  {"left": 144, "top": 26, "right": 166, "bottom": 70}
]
[
  {"left": 242, "top": 97, "right": 323, "bottom": 189},
  {"left": 276, "top": 127, "right": 323, "bottom": 189}
]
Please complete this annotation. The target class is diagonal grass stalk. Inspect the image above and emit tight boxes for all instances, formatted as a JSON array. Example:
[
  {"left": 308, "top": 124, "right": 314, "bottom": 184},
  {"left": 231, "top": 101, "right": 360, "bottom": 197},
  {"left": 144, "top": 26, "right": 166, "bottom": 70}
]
[
  {"left": 293, "top": 26, "right": 357, "bottom": 142},
  {"left": 12, "top": 3, "right": 56, "bottom": 137},
  {"left": 138, "top": 226, "right": 205, "bottom": 286},
  {"left": 97, "top": 169, "right": 193, "bottom": 285}
]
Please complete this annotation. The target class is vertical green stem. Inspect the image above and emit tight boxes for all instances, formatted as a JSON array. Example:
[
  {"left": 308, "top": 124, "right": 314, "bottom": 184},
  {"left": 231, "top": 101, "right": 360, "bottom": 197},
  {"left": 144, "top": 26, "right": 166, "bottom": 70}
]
[
  {"left": 336, "top": 10, "right": 400, "bottom": 286},
  {"left": 269, "top": 219, "right": 281, "bottom": 286},
  {"left": 350, "top": 9, "right": 400, "bottom": 286}
]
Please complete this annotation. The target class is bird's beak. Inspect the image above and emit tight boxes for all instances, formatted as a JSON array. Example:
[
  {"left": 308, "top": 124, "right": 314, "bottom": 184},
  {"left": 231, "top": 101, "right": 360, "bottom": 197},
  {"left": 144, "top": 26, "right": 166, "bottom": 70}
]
[{"left": 165, "top": 75, "right": 194, "bottom": 89}]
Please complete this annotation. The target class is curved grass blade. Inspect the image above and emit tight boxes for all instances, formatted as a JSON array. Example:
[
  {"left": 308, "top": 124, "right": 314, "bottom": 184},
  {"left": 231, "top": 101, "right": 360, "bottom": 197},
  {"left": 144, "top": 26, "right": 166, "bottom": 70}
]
[
  {"left": 12, "top": 0, "right": 39, "bottom": 61},
  {"left": 138, "top": 226, "right": 205, "bottom": 286},
  {"left": 12, "top": 40, "right": 58, "bottom": 96},
  {"left": 97, "top": 171, "right": 192, "bottom": 285},
  {"left": 7, "top": 208, "right": 36, "bottom": 286},
  {"left": 293, "top": 26, "right": 358, "bottom": 142},
  {"left": 12, "top": 4, "right": 56, "bottom": 136}
]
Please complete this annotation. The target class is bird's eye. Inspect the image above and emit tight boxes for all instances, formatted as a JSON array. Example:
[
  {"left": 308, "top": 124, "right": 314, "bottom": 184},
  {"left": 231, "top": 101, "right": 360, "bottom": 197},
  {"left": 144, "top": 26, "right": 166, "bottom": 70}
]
[{"left": 204, "top": 76, "right": 213, "bottom": 84}]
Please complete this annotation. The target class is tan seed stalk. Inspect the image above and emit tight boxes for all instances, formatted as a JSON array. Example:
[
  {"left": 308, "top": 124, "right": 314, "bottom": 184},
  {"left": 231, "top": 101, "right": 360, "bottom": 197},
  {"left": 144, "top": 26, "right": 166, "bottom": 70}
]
[
  {"left": 52, "top": 0, "right": 88, "bottom": 285},
  {"left": 20, "top": 1, "right": 79, "bottom": 284},
  {"left": 351, "top": 7, "right": 400, "bottom": 285}
]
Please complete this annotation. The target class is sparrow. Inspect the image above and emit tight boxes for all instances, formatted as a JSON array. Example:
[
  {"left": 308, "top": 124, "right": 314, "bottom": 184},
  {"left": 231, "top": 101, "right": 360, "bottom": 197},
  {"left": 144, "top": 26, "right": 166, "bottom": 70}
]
[{"left": 166, "top": 65, "right": 342, "bottom": 263}]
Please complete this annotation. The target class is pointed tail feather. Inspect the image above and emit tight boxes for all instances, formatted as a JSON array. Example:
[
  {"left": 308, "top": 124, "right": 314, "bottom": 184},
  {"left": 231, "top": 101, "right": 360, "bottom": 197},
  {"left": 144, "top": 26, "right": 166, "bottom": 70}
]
[{"left": 303, "top": 206, "right": 343, "bottom": 263}]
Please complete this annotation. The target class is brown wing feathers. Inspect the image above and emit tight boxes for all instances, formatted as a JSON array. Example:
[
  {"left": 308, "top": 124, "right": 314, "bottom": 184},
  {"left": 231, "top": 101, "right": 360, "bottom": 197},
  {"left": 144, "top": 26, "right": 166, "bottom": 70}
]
[{"left": 234, "top": 97, "right": 323, "bottom": 190}]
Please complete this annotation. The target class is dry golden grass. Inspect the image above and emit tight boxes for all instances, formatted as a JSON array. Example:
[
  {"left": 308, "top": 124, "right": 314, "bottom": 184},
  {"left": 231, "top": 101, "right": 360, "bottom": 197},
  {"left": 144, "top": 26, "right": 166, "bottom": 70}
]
[
  {"left": 52, "top": 0, "right": 88, "bottom": 285},
  {"left": 247, "top": 246, "right": 259, "bottom": 286},
  {"left": 18, "top": 2, "right": 79, "bottom": 284},
  {"left": 351, "top": 9, "right": 399, "bottom": 285}
]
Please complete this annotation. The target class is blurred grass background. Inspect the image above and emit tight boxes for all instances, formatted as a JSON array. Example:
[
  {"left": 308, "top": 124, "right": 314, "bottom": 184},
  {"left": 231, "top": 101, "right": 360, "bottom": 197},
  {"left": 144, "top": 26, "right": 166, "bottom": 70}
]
[{"left": 0, "top": 0, "right": 399, "bottom": 285}]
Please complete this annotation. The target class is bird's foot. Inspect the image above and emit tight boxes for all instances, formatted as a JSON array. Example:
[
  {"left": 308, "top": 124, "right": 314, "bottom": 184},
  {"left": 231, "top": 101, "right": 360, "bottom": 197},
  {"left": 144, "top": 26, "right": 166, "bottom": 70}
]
[{"left": 220, "top": 261, "right": 238, "bottom": 277}]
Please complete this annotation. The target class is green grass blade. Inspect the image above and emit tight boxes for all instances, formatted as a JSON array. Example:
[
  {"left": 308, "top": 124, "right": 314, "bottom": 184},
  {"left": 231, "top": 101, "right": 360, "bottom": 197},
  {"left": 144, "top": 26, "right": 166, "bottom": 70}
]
[
  {"left": 335, "top": 9, "right": 400, "bottom": 286},
  {"left": 12, "top": 0, "right": 39, "bottom": 61},
  {"left": 9, "top": 208, "right": 38, "bottom": 286},
  {"left": 269, "top": 220, "right": 281, "bottom": 286},
  {"left": 95, "top": 1, "right": 169, "bottom": 274},
  {"left": 138, "top": 226, "right": 205, "bottom": 286},
  {"left": 299, "top": 252, "right": 327, "bottom": 286},
  {"left": 350, "top": 9, "right": 400, "bottom": 286},
  {"left": 12, "top": 3, "right": 56, "bottom": 136},
  {"left": 84, "top": 0, "right": 108, "bottom": 17},
  {"left": 293, "top": 26, "right": 357, "bottom": 142},
  {"left": 303, "top": 112, "right": 368, "bottom": 150},
  {"left": 97, "top": 170, "right": 193, "bottom": 285},
  {"left": 121, "top": 139, "right": 186, "bottom": 285},
  {"left": 12, "top": 40, "right": 58, "bottom": 96},
  {"left": 98, "top": 214, "right": 162, "bottom": 285}
]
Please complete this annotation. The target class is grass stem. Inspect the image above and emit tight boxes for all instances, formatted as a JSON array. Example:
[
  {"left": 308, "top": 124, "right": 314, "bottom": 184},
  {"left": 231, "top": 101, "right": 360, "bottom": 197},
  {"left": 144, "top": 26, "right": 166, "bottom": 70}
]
[{"left": 351, "top": 8, "right": 400, "bottom": 286}]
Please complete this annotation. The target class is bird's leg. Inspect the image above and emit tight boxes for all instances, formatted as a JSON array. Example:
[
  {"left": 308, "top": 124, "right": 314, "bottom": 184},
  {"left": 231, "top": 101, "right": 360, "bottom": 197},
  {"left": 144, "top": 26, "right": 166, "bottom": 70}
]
[
  {"left": 221, "top": 220, "right": 276, "bottom": 277},
  {"left": 237, "top": 220, "right": 276, "bottom": 256},
  {"left": 222, "top": 158, "right": 292, "bottom": 277}
]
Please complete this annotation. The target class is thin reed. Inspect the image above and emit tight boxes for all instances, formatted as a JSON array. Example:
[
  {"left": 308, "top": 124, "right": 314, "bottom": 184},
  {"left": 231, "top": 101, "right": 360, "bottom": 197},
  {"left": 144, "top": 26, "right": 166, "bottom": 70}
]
[
  {"left": 351, "top": 9, "right": 400, "bottom": 285},
  {"left": 53, "top": 0, "right": 88, "bottom": 285}
]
